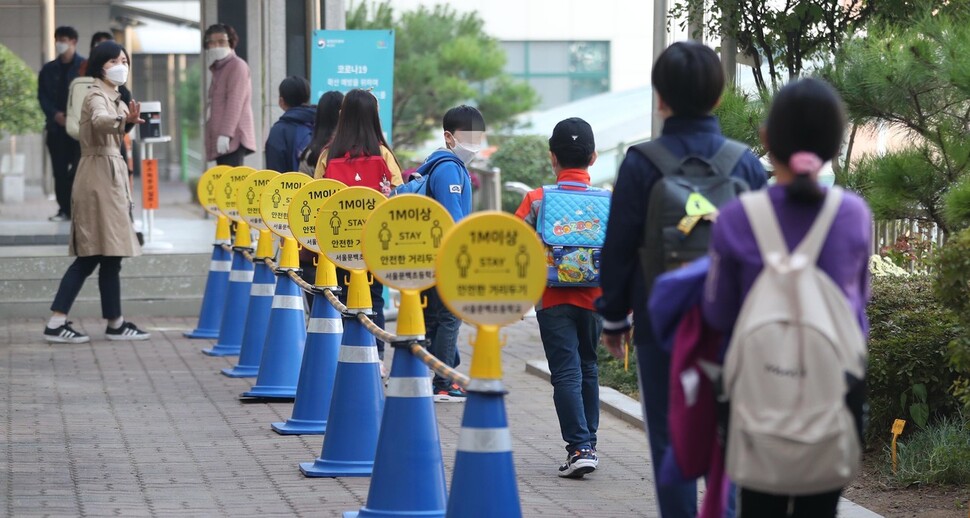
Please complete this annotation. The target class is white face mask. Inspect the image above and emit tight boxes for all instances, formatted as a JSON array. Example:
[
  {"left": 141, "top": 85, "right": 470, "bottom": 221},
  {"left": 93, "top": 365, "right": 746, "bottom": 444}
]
[
  {"left": 55, "top": 42, "right": 70, "bottom": 56},
  {"left": 206, "top": 47, "right": 232, "bottom": 66},
  {"left": 449, "top": 130, "right": 484, "bottom": 164},
  {"left": 104, "top": 64, "right": 129, "bottom": 86}
]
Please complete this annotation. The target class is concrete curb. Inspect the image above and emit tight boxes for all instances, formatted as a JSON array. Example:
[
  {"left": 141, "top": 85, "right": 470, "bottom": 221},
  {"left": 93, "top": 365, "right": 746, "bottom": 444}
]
[{"left": 524, "top": 359, "right": 884, "bottom": 518}]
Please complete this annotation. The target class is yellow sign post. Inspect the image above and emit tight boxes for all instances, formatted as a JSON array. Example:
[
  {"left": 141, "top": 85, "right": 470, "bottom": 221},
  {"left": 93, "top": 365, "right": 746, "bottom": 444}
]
[
  {"left": 891, "top": 419, "right": 906, "bottom": 473},
  {"left": 215, "top": 166, "right": 257, "bottom": 222},
  {"left": 362, "top": 195, "right": 454, "bottom": 337},
  {"left": 436, "top": 212, "right": 546, "bottom": 380},
  {"left": 317, "top": 187, "right": 386, "bottom": 311},
  {"left": 197, "top": 165, "right": 232, "bottom": 217},
  {"left": 259, "top": 172, "right": 312, "bottom": 239},
  {"left": 237, "top": 170, "right": 279, "bottom": 231}
]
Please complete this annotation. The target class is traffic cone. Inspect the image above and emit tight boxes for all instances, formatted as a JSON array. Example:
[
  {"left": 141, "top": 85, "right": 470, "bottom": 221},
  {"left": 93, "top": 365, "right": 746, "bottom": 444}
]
[
  {"left": 222, "top": 230, "right": 276, "bottom": 378},
  {"left": 185, "top": 215, "right": 232, "bottom": 339},
  {"left": 203, "top": 221, "right": 254, "bottom": 356},
  {"left": 240, "top": 237, "right": 307, "bottom": 400},
  {"left": 344, "top": 289, "right": 447, "bottom": 518},
  {"left": 272, "top": 254, "right": 342, "bottom": 434},
  {"left": 300, "top": 269, "right": 384, "bottom": 477},
  {"left": 446, "top": 325, "right": 521, "bottom": 518}
]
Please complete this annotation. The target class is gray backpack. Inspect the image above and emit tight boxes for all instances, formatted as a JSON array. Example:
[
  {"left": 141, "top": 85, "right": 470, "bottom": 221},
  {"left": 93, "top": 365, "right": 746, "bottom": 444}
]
[
  {"left": 632, "top": 139, "right": 750, "bottom": 289},
  {"left": 724, "top": 187, "right": 866, "bottom": 494}
]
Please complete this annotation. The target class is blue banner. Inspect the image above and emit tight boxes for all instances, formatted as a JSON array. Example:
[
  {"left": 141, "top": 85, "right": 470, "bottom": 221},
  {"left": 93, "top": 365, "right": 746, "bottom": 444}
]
[{"left": 311, "top": 30, "right": 395, "bottom": 144}]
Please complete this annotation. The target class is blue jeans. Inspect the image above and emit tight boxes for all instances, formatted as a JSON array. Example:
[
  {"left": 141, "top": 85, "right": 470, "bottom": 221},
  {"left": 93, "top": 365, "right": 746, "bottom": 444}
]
[
  {"left": 536, "top": 304, "right": 602, "bottom": 453},
  {"left": 637, "top": 340, "right": 697, "bottom": 518},
  {"left": 423, "top": 287, "right": 461, "bottom": 390}
]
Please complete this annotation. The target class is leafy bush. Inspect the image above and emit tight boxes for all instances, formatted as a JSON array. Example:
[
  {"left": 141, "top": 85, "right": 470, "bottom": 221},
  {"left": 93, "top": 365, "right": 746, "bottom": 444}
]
[
  {"left": 712, "top": 86, "right": 768, "bottom": 157},
  {"left": 890, "top": 413, "right": 970, "bottom": 486},
  {"left": 0, "top": 44, "right": 44, "bottom": 138},
  {"left": 867, "top": 275, "right": 962, "bottom": 443},
  {"left": 597, "top": 346, "right": 638, "bottom": 400},
  {"left": 488, "top": 135, "right": 555, "bottom": 213},
  {"left": 934, "top": 227, "right": 970, "bottom": 409}
]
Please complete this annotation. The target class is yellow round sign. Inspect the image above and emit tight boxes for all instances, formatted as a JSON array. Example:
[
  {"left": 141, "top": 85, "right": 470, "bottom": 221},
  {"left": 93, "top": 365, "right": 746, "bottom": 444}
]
[
  {"left": 362, "top": 195, "right": 454, "bottom": 290},
  {"left": 196, "top": 165, "right": 232, "bottom": 216},
  {"left": 237, "top": 169, "right": 279, "bottom": 231},
  {"left": 215, "top": 166, "right": 256, "bottom": 222},
  {"left": 259, "top": 173, "right": 312, "bottom": 238},
  {"left": 287, "top": 179, "right": 347, "bottom": 254},
  {"left": 435, "top": 212, "right": 547, "bottom": 326},
  {"left": 316, "top": 187, "right": 386, "bottom": 270}
]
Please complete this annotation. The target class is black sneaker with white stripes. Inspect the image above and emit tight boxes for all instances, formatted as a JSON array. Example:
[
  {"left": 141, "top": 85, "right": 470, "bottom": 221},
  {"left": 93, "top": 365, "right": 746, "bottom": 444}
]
[
  {"left": 558, "top": 448, "right": 598, "bottom": 478},
  {"left": 105, "top": 321, "right": 151, "bottom": 341},
  {"left": 44, "top": 322, "right": 90, "bottom": 344}
]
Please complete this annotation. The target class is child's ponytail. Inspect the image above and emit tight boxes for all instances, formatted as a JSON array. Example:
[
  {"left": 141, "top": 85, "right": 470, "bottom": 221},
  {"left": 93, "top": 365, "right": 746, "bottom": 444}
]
[{"left": 786, "top": 151, "right": 825, "bottom": 204}]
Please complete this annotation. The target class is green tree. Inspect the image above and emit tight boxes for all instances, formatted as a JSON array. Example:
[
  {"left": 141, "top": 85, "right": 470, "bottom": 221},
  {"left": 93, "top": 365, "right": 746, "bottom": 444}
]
[
  {"left": 347, "top": 2, "right": 538, "bottom": 150},
  {"left": 712, "top": 86, "right": 768, "bottom": 157},
  {"left": 176, "top": 65, "right": 202, "bottom": 139},
  {"left": 824, "top": 13, "right": 970, "bottom": 236},
  {"left": 489, "top": 135, "right": 554, "bottom": 213},
  {"left": 0, "top": 44, "right": 44, "bottom": 139}
]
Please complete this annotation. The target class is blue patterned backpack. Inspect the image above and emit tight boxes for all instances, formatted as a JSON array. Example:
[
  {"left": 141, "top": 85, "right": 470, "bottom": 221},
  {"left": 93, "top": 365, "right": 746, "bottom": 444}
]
[{"left": 536, "top": 182, "right": 611, "bottom": 287}]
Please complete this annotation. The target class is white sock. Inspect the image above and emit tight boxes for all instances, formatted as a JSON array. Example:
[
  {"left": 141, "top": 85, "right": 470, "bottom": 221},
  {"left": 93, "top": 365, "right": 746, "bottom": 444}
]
[
  {"left": 48, "top": 315, "right": 67, "bottom": 328},
  {"left": 108, "top": 317, "right": 124, "bottom": 329}
]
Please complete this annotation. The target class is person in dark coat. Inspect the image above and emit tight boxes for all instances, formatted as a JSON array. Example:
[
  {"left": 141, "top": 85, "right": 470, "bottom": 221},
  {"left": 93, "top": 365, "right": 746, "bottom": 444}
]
[{"left": 264, "top": 76, "right": 315, "bottom": 173}]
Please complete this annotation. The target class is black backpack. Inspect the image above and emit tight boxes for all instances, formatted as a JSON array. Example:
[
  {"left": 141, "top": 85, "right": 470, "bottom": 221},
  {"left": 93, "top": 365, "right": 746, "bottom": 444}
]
[{"left": 632, "top": 139, "right": 751, "bottom": 291}]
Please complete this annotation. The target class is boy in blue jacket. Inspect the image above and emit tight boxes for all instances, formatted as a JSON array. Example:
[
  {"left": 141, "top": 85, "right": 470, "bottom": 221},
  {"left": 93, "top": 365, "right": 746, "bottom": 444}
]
[
  {"left": 264, "top": 76, "right": 315, "bottom": 173},
  {"left": 416, "top": 105, "right": 485, "bottom": 401},
  {"left": 596, "top": 41, "right": 767, "bottom": 517}
]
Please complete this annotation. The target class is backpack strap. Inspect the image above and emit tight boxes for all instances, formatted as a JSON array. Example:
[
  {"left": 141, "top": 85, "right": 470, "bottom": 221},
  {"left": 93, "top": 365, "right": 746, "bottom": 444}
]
[
  {"left": 740, "top": 191, "right": 789, "bottom": 260},
  {"left": 792, "top": 187, "right": 844, "bottom": 263},
  {"left": 631, "top": 141, "right": 682, "bottom": 177},
  {"left": 707, "top": 140, "right": 749, "bottom": 177}
]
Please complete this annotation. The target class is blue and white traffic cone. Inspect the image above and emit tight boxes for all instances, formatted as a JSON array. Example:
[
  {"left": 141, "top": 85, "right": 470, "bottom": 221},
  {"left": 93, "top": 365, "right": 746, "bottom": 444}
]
[
  {"left": 203, "top": 220, "right": 254, "bottom": 356},
  {"left": 272, "top": 254, "right": 342, "bottom": 435},
  {"left": 344, "top": 289, "right": 446, "bottom": 517},
  {"left": 446, "top": 326, "right": 521, "bottom": 518},
  {"left": 185, "top": 215, "right": 232, "bottom": 339},
  {"left": 240, "top": 237, "right": 307, "bottom": 400},
  {"left": 222, "top": 229, "right": 276, "bottom": 378},
  {"left": 301, "top": 269, "right": 384, "bottom": 477}
]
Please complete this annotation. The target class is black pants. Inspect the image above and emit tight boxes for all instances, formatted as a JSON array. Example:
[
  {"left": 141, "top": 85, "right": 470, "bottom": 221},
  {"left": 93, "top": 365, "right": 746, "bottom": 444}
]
[
  {"left": 739, "top": 488, "right": 842, "bottom": 518},
  {"left": 46, "top": 128, "right": 81, "bottom": 216},
  {"left": 51, "top": 256, "right": 123, "bottom": 319},
  {"left": 215, "top": 147, "right": 246, "bottom": 166}
]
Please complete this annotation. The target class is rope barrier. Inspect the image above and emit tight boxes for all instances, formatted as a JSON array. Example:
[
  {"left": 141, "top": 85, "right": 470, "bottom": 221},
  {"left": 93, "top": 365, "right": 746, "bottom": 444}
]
[
  {"left": 219, "top": 243, "right": 233, "bottom": 253},
  {"left": 225, "top": 242, "right": 470, "bottom": 388}
]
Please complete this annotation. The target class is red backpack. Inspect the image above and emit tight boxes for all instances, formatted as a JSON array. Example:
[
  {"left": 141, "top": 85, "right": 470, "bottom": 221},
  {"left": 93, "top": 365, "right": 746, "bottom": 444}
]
[{"left": 325, "top": 153, "right": 392, "bottom": 194}]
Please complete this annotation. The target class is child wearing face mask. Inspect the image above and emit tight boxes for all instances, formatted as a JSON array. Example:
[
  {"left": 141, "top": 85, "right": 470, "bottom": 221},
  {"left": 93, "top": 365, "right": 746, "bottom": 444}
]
[
  {"left": 44, "top": 41, "right": 151, "bottom": 344},
  {"left": 203, "top": 23, "right": 255, "bottom": 167},
  {"left": 411, "top": 105, "right": 487, "bottom": 402}
]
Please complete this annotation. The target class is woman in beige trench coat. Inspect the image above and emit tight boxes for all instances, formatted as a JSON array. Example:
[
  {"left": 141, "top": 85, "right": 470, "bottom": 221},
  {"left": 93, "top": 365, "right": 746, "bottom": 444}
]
[{"left": 44, "top": 41, "right": 151, "bottom": 343}]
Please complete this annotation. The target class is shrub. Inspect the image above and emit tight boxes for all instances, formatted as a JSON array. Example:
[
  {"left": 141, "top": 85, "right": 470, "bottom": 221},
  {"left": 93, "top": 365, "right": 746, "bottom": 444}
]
[
  {"left": 597, "top": 345, "right": 639, "bottom": 401},
  {"left": 488, "top": 135, "right": 555, "bottom": 213},
  {"left": 934, "top": 227, "right": 970, "bottom": 409},
  {"left": 0, "top": 44, "right": 44, "bottom": 138},
  {"left": 889, "top": 413, "right": 970, "bottom": 486},
  {"left": 866, "top": 275, "right": 962, "bottom": 444}
]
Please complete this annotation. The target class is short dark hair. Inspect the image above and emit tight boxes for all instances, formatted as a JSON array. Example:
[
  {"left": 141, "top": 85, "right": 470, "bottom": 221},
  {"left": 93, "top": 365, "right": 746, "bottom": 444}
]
[
  {"left": 90, "top": 31, "right": 114, "bottom": 52},
  {"left": 443, "top": 105, "right": 486, "bottom": 134},
  {"left": 86, "top": 41, "right": 129, "bottom": 81},
  {"left": 765, "top": 77, "right": 847, "bottom": 203},
  {"left": 204, "top": 23, "right": 238, "bottom": 49},
  {"left": 279, "top": 76, "right": 310, "bottom": 108},
  {"left": 652, "top": 41, "right": 724, "bottom": 117},
  {"left": 54, "top": 26, "right": 78, "bottom": 41}
]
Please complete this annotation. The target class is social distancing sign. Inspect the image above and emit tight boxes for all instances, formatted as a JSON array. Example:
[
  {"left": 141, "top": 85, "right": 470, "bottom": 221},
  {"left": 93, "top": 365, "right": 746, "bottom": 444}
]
[
  {"left": 260, "top": 173, "right": 312, "bottom": 238},
  {"left": 288, "top": 179, "right": 347, "bottom": 253},
  {"left": 197, "top": 165, "right": 233, "bottom": 216},
  {"left": 216, "top": 166, "right": 257, "bottom": 222},
  {"left": 362, "top": 194, "right": 453, "bottom": 291},
  {"left": 316, "top": 186, "right": 386, "bottom": 270},
  {"left": 436, "top": 212, "right": 546, "bottom": 326},
  {"left": 237, "top": 170, "right": 279, "bottom": 231}
]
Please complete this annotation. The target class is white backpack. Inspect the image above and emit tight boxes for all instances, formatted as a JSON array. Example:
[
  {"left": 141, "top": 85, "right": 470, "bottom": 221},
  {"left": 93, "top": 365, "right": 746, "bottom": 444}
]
[
  {"left": 66, "top": 76, "right": 96, "bottom": 139},
  {"left": 723, "top": 187, "right": 867, "bottom": 495}
]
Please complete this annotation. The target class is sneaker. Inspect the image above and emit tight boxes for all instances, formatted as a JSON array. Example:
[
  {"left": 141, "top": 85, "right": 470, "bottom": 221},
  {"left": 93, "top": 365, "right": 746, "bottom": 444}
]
[
  {"left": 433, "top": 383, "right": 467, "bottom": 403},
  {"left": 558, "top": 448, "right": 598, "bottom": 479},
  {"left": 105, "top": 321, "right": 151, "bottom": 341},
  {"left": 48, "top": 212, "right": 69, "bottom": 222},
  {"left": 44, "top": 321, "right": 90, "bottom": 344}
]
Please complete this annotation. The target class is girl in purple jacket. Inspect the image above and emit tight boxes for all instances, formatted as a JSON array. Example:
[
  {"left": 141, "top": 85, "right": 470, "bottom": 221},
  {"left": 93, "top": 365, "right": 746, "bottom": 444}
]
[{"left": 703, "top": 78, "right": 872, "bottom": 517}]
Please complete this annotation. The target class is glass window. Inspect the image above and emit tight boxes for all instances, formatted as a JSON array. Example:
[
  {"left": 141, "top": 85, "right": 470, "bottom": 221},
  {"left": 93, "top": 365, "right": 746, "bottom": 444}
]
[
  {"left": 529, "top": 42, "right": 570, "bottom": 74},
  {"left": 570, "top": 42, "right": 609, "bottom": 74},
  {"left": 500, "top": 40, "right": 610, "bottom": 109},
  {"left": 501, "top": 42, "right": 526, "bottom": 75},
  {"left": 528, "top": 77, "right": 571, "bottom": 110}
]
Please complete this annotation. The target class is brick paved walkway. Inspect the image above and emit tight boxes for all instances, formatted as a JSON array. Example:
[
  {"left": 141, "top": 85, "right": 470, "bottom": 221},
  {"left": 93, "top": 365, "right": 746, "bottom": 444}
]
[{"left": 1, "top": 315, "right": 657, "bottom": 517}]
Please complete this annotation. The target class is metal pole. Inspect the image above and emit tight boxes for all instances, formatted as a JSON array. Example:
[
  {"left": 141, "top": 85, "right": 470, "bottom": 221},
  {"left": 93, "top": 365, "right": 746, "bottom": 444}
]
[
  {"left": 41, "top": 0, "right": 56, "bottom": 198},
  {"left": 652, "top": 0, "right": 668, "bottom": 139}
]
